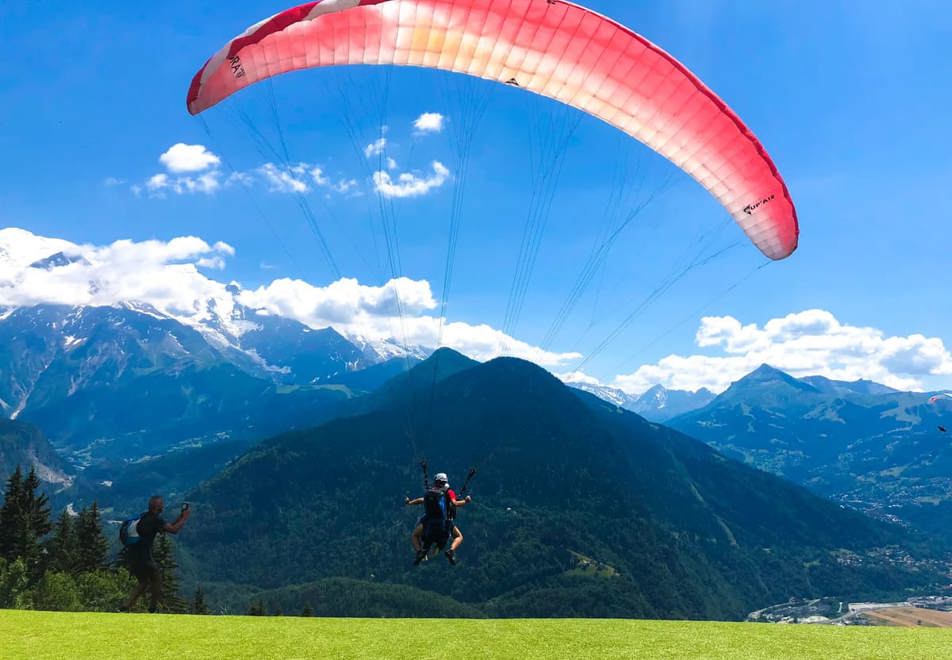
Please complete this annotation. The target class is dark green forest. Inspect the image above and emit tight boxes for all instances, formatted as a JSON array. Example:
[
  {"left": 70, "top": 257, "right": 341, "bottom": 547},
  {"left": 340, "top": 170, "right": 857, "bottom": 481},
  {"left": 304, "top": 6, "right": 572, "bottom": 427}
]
[{"left": 179, "top": 353, "right": 949, "bottom": 619}]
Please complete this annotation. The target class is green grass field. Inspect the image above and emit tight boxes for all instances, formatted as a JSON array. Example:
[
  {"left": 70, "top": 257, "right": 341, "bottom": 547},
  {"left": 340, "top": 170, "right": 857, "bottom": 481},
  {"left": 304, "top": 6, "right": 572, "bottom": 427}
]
[{"left": 2, "top": 610, "right": 951, "bottom": 659}]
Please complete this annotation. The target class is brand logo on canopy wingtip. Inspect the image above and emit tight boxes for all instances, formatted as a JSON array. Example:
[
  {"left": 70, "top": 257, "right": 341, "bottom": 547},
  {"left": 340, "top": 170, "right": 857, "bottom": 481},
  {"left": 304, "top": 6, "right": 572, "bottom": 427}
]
[
  {"left": 228, "top": 55, "right": 247, "bottom": 80},
  {"left": 744, "top": 194, "right": 776, "bottom": 215}
]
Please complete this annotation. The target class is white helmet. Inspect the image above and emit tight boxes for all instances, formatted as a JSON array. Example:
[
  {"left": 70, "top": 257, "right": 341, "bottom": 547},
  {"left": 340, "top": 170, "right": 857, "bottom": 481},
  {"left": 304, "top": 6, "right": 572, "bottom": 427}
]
[{"left": 434, "top": 472, "right": 449, "bottom": 485}]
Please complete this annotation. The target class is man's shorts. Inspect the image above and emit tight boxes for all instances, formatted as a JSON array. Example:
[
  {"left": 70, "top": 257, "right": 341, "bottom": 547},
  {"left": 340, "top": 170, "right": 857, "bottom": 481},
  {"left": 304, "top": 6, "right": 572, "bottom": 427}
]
[
  {"left": 417, "top": 516, "right": 457, "bottom": 531},
  {"left": 129, "top": 559, "right": 160, "bottom": 584}
]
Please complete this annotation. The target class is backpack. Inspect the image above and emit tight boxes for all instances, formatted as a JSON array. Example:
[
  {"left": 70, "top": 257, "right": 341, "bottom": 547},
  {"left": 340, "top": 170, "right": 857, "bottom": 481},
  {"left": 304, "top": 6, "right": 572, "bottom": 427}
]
[
  {"left": 119, "top": 516, "right": 143, "bottom": 547},
  {"left": 421, "top": 486, "right": 453, "bottom": 547},
  {"left": 423, "top": 486, "right": 450, "bottom": 523}
]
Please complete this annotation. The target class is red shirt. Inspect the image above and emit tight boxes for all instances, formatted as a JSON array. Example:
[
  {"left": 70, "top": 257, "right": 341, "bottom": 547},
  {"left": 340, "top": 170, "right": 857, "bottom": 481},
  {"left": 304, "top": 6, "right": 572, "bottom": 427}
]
[{"left": 447, "top": 489, "right": 459, "bottom": 520}]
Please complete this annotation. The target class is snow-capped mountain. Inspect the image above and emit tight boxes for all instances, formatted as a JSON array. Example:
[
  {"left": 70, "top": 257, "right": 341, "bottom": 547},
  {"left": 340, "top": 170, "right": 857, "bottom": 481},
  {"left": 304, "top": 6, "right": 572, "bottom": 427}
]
[
  {"left": 0, "top": 303, "right": 243, "bottom": 414},
  {"left": 0, "top": 227, "right": 430, "bottom": 379},
  {"left": 627, "top": 384, "right": 716, "bottom": 422},
  {"left": 0, "top": 303, "right": 364, "bottom": 462},
  {"left": 0, "top": 229, "right": 436, "bottom": 461},
  {"left": 349, "top": 335, "right": 432, "bottom": 364},
  {"left": 0, "top": 228, "right": 78, "bottom": 283},
  {"left": 0, "top": 304, "right": 225, "bottom": 420},
  {"left": 29, "top": 251, "right": 90, "bottom": 271},
  {"left": 189, "top": 294, "right": 431, "bottom": 381},
  {"left": 568, "top": 381, "right": 639, "bottom": 409},
  {"left": 568, "top": 381, "right": 714, "bottom": 422}
]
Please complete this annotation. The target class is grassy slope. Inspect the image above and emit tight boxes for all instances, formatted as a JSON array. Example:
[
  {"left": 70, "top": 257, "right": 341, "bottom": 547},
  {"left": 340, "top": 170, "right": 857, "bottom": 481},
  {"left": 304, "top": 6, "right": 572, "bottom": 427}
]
[{"left": 2, "top": 611, "right": 952, "bottom": 659}]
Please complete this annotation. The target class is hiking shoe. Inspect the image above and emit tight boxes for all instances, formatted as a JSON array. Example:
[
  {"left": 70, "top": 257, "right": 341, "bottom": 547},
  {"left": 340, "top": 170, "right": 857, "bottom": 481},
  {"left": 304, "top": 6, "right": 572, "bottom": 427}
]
[
  {"left": 413, "top": 549, "right": 428, "bottom": 566},
  {"left": 445, "top": 549, "right": 457, "bottom": 565}
]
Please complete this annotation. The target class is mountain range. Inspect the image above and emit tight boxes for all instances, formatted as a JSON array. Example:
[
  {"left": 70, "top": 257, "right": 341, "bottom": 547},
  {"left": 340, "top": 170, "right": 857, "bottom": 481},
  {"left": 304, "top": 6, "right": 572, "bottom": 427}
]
[
  {"left": 178, "top": 351, "right": 947, "bottom": 619},
  {"left": 569, "top": 381, "right": 715, "bottom": 422},
  {"left": 4, "top": 297, "right": 949, "bottom": 548},
  {"left": 0, "top": 293, "right": 949, "bottom": 618},
  {"left": 3, "top": 232, "right": 951, "bottom": 616},
  {"left": 0, "top": 304, "right": 421, "bottom": 464},
  {"left": 669, "top": 364, "right": 952, "bottom": 542}
]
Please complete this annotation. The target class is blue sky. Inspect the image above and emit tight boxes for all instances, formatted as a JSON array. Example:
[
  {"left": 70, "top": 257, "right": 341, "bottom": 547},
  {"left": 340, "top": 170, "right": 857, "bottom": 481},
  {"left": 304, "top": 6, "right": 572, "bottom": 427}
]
[{"left": 2, "top": 1, "right": 951, "bottom": 392}]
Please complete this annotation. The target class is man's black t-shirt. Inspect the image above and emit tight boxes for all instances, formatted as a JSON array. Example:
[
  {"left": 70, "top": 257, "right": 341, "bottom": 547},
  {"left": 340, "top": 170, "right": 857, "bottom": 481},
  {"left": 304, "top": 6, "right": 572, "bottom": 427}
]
[{"left": 129, "top": 511, "right": 167, "bottom": 562}]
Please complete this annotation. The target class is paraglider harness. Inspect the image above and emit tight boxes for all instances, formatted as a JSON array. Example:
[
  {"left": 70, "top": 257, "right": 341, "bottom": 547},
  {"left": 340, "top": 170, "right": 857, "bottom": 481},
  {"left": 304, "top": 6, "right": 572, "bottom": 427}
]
[{"left": 417, "top": 461, "right": 476, "bottom": 553}]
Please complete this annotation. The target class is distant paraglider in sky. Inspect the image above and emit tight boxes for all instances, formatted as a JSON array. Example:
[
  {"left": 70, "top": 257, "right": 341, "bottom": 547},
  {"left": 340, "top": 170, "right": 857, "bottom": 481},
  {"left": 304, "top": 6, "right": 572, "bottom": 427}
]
[
  {"left": 928, "top": 394, "right": 950, "bottom": 433},
  {"left": 187, "top": 0, "right": 799, "bottom": 261}
]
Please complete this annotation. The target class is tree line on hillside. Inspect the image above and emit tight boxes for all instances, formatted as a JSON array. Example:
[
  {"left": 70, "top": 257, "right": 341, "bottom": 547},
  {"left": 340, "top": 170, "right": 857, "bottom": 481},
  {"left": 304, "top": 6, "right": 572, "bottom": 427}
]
[
  {"left": 0, "top": 464, "right": 480, "bottom": 617},
  {"left": 0, "top": 465, "right": 202, "bottom": 613}
]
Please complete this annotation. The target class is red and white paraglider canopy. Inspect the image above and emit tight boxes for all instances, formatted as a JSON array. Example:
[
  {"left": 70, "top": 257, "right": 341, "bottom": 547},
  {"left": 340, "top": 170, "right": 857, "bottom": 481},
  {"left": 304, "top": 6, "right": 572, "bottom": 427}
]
[{"left": 187, "top": 0, "right": 799, "bottom": 261}]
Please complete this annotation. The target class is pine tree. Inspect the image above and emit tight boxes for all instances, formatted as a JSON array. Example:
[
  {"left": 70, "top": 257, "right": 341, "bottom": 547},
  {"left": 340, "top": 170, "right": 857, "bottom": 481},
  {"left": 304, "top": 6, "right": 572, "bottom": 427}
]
[
  {"left": 190, "top": 586, "right": 209, "bottom": 615},
  {"left": 23, "top": 468, "right": 52, "bottom": 540},
  {"left": 0, "top": 466, "right": 51, "bottom": 571},
  {"left": 0, "top": 466, "right": 24, "bottom": 561},
  {"left": 21, "top": 468, "right": 51, "bottom": 572},
  {"left": 75, "top": 503, "right": 108, "bottom": 573},
  {"left": 301, "top": 603, "right": 314, "bottom": 617},
  {"left": 45, "top": 510, "right": 77, "bottom": 573},
  {"left": 153, "top": 535, "right": 187, "bottom": 613}
]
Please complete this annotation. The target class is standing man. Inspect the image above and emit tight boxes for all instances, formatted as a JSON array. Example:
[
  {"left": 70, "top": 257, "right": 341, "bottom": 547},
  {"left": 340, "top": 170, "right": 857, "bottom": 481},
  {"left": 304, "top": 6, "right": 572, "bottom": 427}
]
[{"left": 122, "top": 496, "right": 190, "bottom": 613}]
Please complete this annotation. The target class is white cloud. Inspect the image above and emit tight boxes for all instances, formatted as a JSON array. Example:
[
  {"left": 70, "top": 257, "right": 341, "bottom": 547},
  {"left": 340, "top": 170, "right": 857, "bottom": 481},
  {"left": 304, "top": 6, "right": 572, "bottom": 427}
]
[
  {"left": 311, "top": 167, "right": 359, "bottom": 194},
  {"left": 212, "top": 241, "right": 235, "bottom": 256},
  {"left": 310, "top": 168, "right": 330, "bottom": 187},
  {"left": 613, "top": 309, "right": 952, "bottom": 394},
  {"left": 0, "top": 228, "right": 78, "bottom": 281},
  {"left": 240, "top": 277, "right": 577, "bottom": 367},
  {"left": 159, "top": 143, "right": 221, "bottom": 174},
  {"left": 557, "top": 371, "right": 603, "bottom": 386},
  {"left": 0, "top": 228, "right": 578, "bottom": 368},
  {"left": 142, "top": 161, "right": 356, "bottom": 199},
  {"left": 240, "top": 276, "right": 437, "bottom": 323},
  {"left": 140, "top": 145, "right": 224, "bottom": 197},
  {"left": 103, "top": 177, "right": 126, "bottom": 187},
  {"left": 146, "top": 174, "right": 170, "bottom": 193},
  {"left": 181, "top": 173, "right": 221, "bottom": 195},
  {"left": 364, "top": 137, "right": 387, "bottom": 158},
  {"left": 226, "top": 171, "right": 255, "bottom": 187},
  {"left": 440, "top": 321, "right": 581, "bottom": 366},
  {"left": 386, "top": 157, "right": 398, "bottom": 171},
  {"left": 254, "top": 163, "right": 359, "bottom": 196},
  {"left": 258, "top": 163, "right": 310, "bottom": 194},
  {"left": 373, "top": 161, "right": 450, "bottom": 198},
  {"left": 197, "top": 256, "right": 227, "bottom": 270},
  {"left": 127, "top": 145, "right": 359, "bottom": 199},
  {"left": 413, "top": 112, "right": 445, "bottom": 133},
  {"left": 143, "top": 171, "right": 221, "bottom": 198},
  {"left": 0, "top": 228, "right": 237, "bottom": 335}
]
